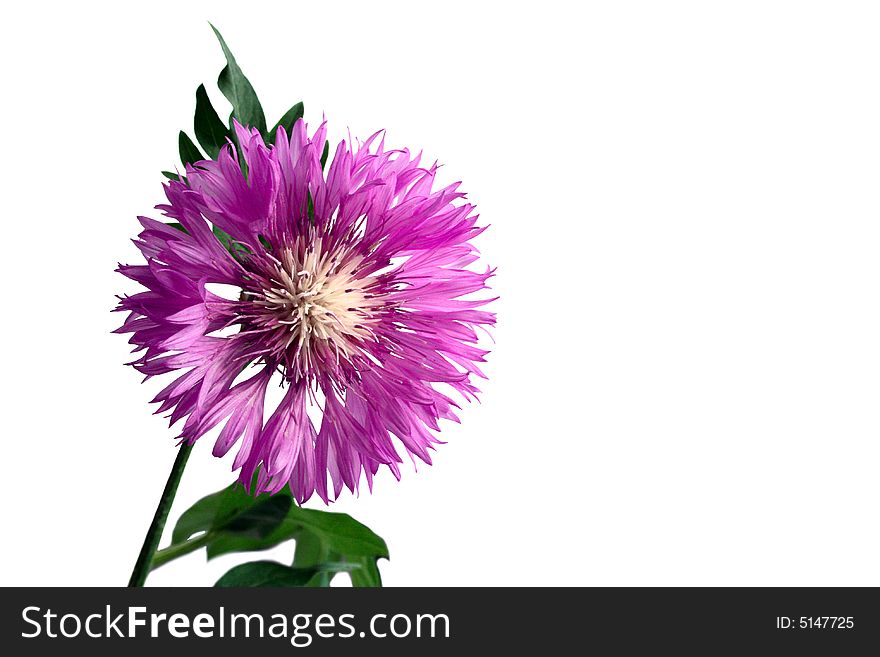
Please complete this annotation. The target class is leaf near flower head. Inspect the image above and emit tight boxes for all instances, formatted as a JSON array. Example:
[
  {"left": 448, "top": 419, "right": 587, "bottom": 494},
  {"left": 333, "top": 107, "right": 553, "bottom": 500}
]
[{"left": 210, "top": 23, "right": 267, "bottom": 135}]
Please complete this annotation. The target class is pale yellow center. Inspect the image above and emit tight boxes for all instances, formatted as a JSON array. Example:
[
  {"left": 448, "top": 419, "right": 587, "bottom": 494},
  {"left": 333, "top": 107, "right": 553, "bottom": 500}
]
[{"left": 257, "top": 239, "right": 375, "bottom": 357}]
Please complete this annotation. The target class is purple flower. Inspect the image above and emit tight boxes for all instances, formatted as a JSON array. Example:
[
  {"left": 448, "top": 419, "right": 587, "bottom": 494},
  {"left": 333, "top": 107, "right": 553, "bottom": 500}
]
[{"left": 115, "top": 120, "right": 495, "bottom": 503}]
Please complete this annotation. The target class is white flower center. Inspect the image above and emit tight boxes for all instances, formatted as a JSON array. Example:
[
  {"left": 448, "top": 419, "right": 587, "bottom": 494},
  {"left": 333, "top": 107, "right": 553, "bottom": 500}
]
[{"left": 257, "top": 239, "right": 376, "bottom": 359}]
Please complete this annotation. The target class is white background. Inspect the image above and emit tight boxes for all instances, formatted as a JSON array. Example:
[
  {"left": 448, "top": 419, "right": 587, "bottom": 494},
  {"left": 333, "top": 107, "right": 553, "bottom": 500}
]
[{"left": 1, "top": 0, "right": 879, "bottom": 586}]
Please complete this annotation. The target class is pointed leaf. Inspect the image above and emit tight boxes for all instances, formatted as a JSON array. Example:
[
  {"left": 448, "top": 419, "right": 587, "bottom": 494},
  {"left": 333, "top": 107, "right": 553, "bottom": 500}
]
[
  {"left": 213, "top": 225, "right": 250, "bottom": 257},
  {"left": 178, "top": 131, "right": 204, "bottom": 167},
  {"left": 194, "top": 84, "right": 230, "bottom": 158},
  {"left": 210, "top": 24, "right": 267, "bottom": 134},
  {"left": 290, "top": 507, "right": 389, "bottom": 558},
  {"left": 213, "top": 225, "right": 234, "bottom": 250},
  {"left": 270, "top": 102, "right": 304, "bottom": 143},
  {"left": 321, "top": 140, "right": 330, "bottom": 169}
]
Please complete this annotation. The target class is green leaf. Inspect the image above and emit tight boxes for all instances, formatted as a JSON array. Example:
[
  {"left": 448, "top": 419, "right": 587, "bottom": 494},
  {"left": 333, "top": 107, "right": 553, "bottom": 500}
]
[
  {"left": 321, "top": 140, "right": 330, "bottom": 169},
  {"left": 194, "top": 84, "right": 230, "bottom": 158},
  {"left": 210, "top": 24, "right": 267, "bottom": 134},
  {"left": 293, "top": 535, "right": 381, "bottom": 587},
  {"left": 289, "top": 507, "right": 388, "bottom": 559},
  {"left": 171, "top": 481, "right": 290, "bottom": 545},
  {"left": 162, "top": 171, "right": 181, "bottom": 182},
  {"left": 163, "top": 475, "right": 387, "bottom": 587},
  {"left": 215, "top": 560, "right": 355, "bottom": 588},
  {"left": 213, "top": 225, "right": 234, "bottom": 251},
  {"left": 293, "top": 536, "right": 338, "bottom": 587},
  {"left": 178, "top": 131, "right": 204, "bottom": 167},
  {"left": 292, "top": 529, "right": 327, "bottom": 567},
  {"left": 303, "top": 572, "right": 333, "bottom": 587},
  {"left": 171, "top": 488, "right": 225, "bottom": 544},
  {"left": 349, "top": 555, "right": 383, "bottom": 588},
  {"left": 270, "top": 102, "right": 304, "bottom": 143},
  {"left": 166, "top": 222, "right": 187, "bottom": 233},
  {"left": 223, "top": 495, "right": 292, "bottom": 538},
  {"left": 212, "top": 225, "right": 251, "bottom": 258},
  {"left": 206, "top": 505, "right": 388, "bottom": 561}
]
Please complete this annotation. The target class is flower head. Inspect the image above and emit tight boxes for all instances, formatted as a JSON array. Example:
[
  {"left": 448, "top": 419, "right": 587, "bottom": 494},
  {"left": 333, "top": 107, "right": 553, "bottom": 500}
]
[{"left": 115, "top": 121, "right": 495, "bottom": 502}]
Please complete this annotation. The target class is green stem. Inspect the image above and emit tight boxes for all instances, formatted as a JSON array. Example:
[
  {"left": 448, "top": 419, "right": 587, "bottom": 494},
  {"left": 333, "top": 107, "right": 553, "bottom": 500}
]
[
  {"left": 151, "top": 532, "right": 211, "bottom": 570},
  {"left": 127, "top": 443, "right": 193, "bottom": 587}
]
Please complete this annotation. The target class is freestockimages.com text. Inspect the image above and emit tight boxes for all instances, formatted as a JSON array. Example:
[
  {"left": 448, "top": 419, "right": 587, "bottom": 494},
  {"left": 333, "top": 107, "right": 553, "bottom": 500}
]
[{"left": 21, "top": 606, "right": 450, "bottom": 647}]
